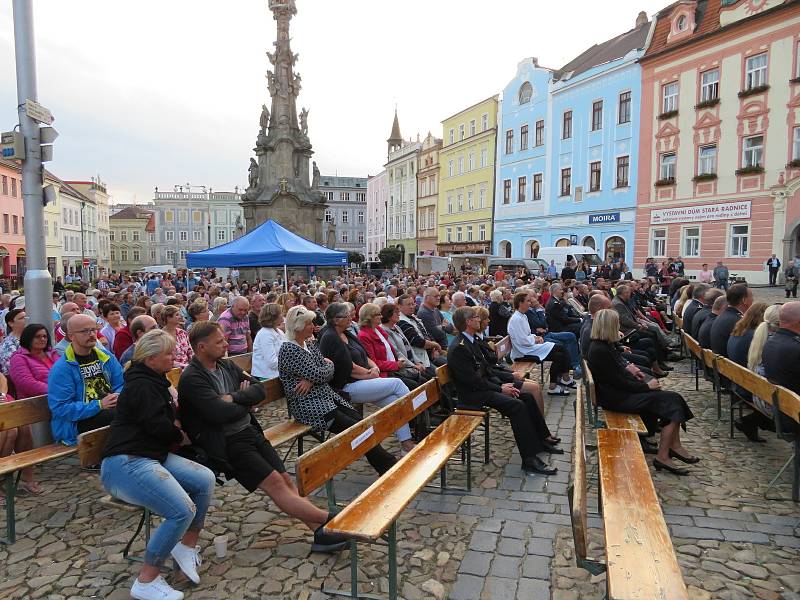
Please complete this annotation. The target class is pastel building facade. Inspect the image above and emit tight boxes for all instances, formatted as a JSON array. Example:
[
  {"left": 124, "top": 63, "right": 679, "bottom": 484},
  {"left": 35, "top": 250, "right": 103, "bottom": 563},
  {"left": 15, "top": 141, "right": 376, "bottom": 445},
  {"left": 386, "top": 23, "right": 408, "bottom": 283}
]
[
  {"left": 416, "top": 133, "right": 442, "bottom": 257},
  {"left": 0, "top": 160, "right": 28, "bottom": 283},
  {"left": 633, "top": 0, "right": 800, "bottom": 282},
  {"left": 319, "top": 175, "right": 368, "bottom": 256},
  {"left": 494, "top": 14, "right": 650, "bottom": 263},
  {"left": 437, "top": 95, "right": 498, "bottom": 256},
  {"left": 385, "top": 111, "right": 421, "bottom": 268},
  {"left": 366, "top": 170, "right": 387, "bottom": 262}
]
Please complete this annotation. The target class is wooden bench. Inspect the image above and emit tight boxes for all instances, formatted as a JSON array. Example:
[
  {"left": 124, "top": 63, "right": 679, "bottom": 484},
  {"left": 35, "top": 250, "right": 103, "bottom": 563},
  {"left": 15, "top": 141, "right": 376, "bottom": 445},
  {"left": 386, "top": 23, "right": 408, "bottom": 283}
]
[
  {"left": 672, "top": 314, "right": 685, "bottom": 358},
  {"left": 256, "top": 378, "right": 316, "bottom": 456},
  {"left": 436, "top": 364, "right": 491, "bottom": 465},
  {"left": 700, "top": 348, "right": 723, "bottom": 419},
  {"left": 492, "top": 334, "right": 543, "bottom": 381},
  {"left": 0, "top": 395, "right": 78, "bottom": 544},
  {"left": 77, "top": 426, "right": 152, "bottom": 562},
  {"left": 568, "top": 384, "right": 605, "bottom": 575},
  {"left": 598, "top": 428, "right": 688, "bottom": 599},
  {"left": 582, "top": 361, "right": 647, "bottom": 434},
  {"left": 681, "top": 332, "right": 704, "bottom": 391},
  {"left": 226, "top": 351, "right": 253, "bottom": 373},
  {"left": 296, "top": 378, "right": 482, "bottom": 600}
]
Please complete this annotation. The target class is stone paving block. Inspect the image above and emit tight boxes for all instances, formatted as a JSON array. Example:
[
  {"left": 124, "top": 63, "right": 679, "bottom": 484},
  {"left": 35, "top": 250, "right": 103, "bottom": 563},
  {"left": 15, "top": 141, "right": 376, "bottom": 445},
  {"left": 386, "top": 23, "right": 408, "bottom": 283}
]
[
  {"left": 774, "top": 535, "right": 800, "bottom": 549},
  {"left": 522, "top": 477, "right": 546, "bottom": 493},
  {"left": 694, "top": 516, "right": 749, "bottom": 531},
  {"left": 494, "top": 508, "right": 538, "bottom": 523},
  {"left": 520, "top": 502, "right": 556, "bottom": 514},
  {"left": 530, "top": 522, "right": 560, "bottom": 538},
  {"left": 499, "top": 477, "right": 523, "bottom": 491},
  {"left": 754, "top": 513, "right": 800, "bottom": 526},
  {"left": 469, "top": 530, "right": 498, "bottom": 552},
  {"left": 516, "top": 577, "right": 550, "bottom": 600},
  {"left": 459, "top": 504, "right": 494, "bottom": 518},
  {"left": 490, "top": 555, "right": 522, "bottom": 578},
  {"left": 705, "top": 508, "right": 755, "bottom": 522},
  {"left": 669, "top": 525, "right": 724, "bottom": 540},
  {"left": 721, "top": 529, "right": 770, "bottom": 543},
  {"left": 449, "top": 573, "right": 485, "bottom": 600},
  {"left": 482, "top": 576, "right": 518, "bottom": 599},
  {"left": 509, "top": 491, "right": 548, "bottom": 503},
  {"left": 458, "top": 550, "right": 492, "bottom": 576},
  {"left": 522, "top": 554, "right": 551, "bottom": 580},
  {"left": 538, "top": 513, "right": 571, "bottom": 526},
  {"left": 497, "top": 538, "right": 527, "bottom": 557},
  {"left": 502, "top": 521, "right": 530, "bottom": 539},
  {"left": 474, "top": 519, "right": 503, "bottom": 533},
  {"left": 544, "top": 481, "right": 568, "bottom": 495},
  {"left": 527, "top": 537, "right": 555, "bottom": 557},
  {"left": 662, "top": 505, "right": 706, "bottom": 517},
  {"left": 495, "top": 499, "right": 522, "bottom": 510},
  {"left": 663, "top": 514, "right": 694, "bottom": 526},
  {"left": 745, "top": 522, "right": 797, "bottom": 535}
]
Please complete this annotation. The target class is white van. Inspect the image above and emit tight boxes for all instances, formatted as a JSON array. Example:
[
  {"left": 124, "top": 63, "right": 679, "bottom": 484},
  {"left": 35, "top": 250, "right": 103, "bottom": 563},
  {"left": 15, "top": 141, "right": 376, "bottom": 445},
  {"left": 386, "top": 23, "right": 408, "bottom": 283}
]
[{"left": 537, "top": 246, "right": 602, "bottom": 272}]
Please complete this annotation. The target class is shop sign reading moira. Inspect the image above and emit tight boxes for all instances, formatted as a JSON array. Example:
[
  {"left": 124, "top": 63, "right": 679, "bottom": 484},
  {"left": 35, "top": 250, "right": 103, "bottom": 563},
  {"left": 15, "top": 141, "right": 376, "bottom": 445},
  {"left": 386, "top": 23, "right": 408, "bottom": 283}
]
[{"left": 650, "top": 201, "right": 751, "bottom": 225}]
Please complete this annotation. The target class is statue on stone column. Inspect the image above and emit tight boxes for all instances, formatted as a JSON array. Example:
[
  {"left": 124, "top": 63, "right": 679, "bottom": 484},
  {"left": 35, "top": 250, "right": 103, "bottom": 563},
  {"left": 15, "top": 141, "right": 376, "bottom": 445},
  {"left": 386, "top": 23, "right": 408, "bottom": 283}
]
[
  {"left": 248, "top": 158, "right": 259, "bottom": 190},
  {"left": 266, "top": 49, "right": 276, "bottom": 65},
  {"left": 266, "top": 71, "right": 277, "bottom": 97},
  {"left": 300, "top": 107, "right": 309, "bottom": 135},
  {"left": 312, "top": 161, "right": 320, "bottom": 189},
  {"left": 259, "top": 104, "right": 270, "bottom": 133}
]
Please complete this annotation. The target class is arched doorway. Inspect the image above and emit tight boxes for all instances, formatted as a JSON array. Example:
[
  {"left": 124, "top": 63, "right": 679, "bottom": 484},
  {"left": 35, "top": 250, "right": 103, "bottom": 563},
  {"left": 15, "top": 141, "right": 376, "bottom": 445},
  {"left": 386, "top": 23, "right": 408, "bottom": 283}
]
[
  {"left": 498, "top": 240, "right": 512, "bottom": 258},
  {"left": 395, "top": 244, "right": 405, "bottom": 266},
  {"left": 555, "top": 238, "right": 570, "bottom": 247},
  {"left": 605, "top": 236, "right": 625, "bottom": 262},
  {"left": 526, "top": 240, "right": 540, "bottom": 258},
  {"left": 16, "top": 249, "right": 26, "bottom": 279},
  {"left": 582, "top": 236, "right": 596, "bottom": 250}
]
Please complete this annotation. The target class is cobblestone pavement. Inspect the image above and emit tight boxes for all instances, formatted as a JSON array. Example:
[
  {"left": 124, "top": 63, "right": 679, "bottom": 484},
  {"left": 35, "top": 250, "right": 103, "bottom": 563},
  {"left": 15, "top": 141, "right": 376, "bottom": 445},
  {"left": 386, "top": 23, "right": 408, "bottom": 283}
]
[{"left": 1, "top": 298, "right": 798, "bottom": 599}]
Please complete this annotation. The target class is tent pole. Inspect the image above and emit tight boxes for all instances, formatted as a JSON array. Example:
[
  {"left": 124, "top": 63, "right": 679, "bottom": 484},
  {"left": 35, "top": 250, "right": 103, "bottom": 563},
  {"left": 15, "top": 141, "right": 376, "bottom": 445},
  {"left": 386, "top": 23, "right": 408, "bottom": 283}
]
[{"left": 284, "top": 264, "right": 288, "bottom": 293}]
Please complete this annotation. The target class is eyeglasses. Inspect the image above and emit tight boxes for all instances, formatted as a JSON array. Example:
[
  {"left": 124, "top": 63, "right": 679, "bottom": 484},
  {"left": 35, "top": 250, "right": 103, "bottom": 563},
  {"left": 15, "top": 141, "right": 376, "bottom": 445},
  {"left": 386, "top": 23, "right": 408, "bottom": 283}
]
[{"left": 72, "top": 328, "right": 97, "bottom": 336}]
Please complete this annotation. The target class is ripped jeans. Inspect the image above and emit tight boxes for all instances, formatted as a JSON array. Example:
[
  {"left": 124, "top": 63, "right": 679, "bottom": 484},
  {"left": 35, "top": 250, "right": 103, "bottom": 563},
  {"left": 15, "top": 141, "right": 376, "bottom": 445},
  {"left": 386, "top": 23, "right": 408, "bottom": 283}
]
[{"left": 101, "top": 453, "right": 215, "bottom": 566}]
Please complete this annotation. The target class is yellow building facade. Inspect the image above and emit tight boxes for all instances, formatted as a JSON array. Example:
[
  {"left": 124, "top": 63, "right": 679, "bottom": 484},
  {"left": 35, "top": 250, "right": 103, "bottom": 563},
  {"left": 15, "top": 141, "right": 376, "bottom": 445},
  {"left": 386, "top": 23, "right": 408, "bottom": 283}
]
[{"left": 437, "top": 95, "right": 498, "bottom": 255}]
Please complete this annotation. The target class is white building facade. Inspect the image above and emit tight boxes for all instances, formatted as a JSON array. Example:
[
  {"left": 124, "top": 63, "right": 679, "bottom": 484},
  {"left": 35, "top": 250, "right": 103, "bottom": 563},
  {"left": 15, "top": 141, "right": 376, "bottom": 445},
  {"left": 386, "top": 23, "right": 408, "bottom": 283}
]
[
  {"left": 320, "top": 175, "right": 368, "bottom": 256},
  {"left": 366, "top": 171, "right": 388, "bottom": 262}
]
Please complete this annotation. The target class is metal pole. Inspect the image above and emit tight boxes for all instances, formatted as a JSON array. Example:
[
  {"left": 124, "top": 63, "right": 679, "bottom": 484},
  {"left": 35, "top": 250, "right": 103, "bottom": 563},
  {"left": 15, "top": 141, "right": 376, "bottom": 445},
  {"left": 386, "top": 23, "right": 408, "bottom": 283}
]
[
  {"left": 13, "top": 0, "right": 52, "bottom": 332},
  {"left": 80, "top": 201, "right": 86, "bottom": 281}
]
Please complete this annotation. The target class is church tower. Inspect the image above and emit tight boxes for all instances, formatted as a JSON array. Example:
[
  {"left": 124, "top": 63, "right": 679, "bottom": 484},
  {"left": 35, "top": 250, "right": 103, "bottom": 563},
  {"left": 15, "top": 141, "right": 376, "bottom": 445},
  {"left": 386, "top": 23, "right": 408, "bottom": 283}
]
[{"left": 387, "top": 110, "right": 403, "bottom": 159}]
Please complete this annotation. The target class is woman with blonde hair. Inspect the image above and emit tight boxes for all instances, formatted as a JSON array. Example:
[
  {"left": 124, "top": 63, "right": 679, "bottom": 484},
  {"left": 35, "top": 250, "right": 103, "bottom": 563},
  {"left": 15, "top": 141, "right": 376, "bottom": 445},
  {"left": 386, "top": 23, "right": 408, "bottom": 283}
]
[
  {"left": 744, "top": 305, "right": 782, "bottom": 428},
  {"left": 276, "top": 292, "right": 296, "bottom": 316},
  {"left": 727, "top": 302, "right": 768, "bottom": 367},
  {"left": 674, "top": 284, "right": 693, "bottom": 317},
  {"left": 209, "top": 297, "right": 228, "bottom": 322},
  {"left": 587, "top": 309, "right": 695, "bottom": 475},
  {"left": 100, "top": 329, "right": 216, "bottom": 599}
]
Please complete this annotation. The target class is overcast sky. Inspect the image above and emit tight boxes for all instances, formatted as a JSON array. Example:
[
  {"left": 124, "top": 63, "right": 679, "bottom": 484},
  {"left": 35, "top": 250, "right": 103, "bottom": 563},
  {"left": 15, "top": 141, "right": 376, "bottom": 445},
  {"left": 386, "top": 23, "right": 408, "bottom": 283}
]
[{"left": 0, "top": 1, "right": 666, "bottom": 204}]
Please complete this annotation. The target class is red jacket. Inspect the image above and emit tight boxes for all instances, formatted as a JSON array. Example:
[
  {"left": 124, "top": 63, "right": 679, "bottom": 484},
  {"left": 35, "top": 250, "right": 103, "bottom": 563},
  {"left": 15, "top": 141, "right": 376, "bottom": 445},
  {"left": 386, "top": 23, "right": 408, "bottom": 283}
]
[
  {"left": 358, "top": 325, "right": 402, "bottom": 376},
  {"left": 113, "top": 326, "right": 134, "bottom": 360}
]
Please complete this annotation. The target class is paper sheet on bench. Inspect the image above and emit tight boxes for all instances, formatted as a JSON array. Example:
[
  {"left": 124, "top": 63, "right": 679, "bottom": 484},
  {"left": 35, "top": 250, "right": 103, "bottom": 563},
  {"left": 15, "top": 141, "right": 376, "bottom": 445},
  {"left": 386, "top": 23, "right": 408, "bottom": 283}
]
[
  {"left": 412, "top": 390, "right": 427, "bottom": 411},
  {"left": 351, "top": 426, "right": 374, "bottom": 450}
]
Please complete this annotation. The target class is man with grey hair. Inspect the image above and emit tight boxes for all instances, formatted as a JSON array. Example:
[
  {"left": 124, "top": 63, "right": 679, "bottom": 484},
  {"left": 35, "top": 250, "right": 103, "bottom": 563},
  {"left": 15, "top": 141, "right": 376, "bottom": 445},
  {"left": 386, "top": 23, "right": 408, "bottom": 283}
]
[
  {"left": 417, "top": 287, "right": 453, "bottom": 348},
  {"left": 451, "top": 291, "right": 467, "bottom": 309},
  {"left": 545, "top": 283, "right": 582, "bottom": 338},
  {"left": 218, "top": 296, "right": 252, "bottom": 355}
]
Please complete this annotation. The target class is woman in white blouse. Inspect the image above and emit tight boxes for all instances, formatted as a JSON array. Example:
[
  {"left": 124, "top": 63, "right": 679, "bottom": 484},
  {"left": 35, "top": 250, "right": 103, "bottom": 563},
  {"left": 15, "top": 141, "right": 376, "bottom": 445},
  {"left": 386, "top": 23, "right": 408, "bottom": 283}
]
[{"left": 252, "top": 303, "right": 287, "bottom": 379}]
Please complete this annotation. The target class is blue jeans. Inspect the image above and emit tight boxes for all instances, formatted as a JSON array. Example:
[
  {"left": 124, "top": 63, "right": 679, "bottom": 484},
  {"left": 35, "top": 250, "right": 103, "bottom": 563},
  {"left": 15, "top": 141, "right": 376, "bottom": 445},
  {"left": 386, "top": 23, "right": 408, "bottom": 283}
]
[
  {"left": 343, "top": 377, "right": 412, "bottom": 441},
  {"left": 544, "top": 332, "right": 580, "bottom": 369},
  {"left": 101, "top": 453, "right": 216, "bottom": 567}
]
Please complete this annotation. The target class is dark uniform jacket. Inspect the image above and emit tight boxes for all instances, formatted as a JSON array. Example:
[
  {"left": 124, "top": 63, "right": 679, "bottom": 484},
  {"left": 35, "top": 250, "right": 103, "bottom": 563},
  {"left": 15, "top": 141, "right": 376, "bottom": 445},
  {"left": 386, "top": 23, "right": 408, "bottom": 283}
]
[{"left": 710, "top": 306, "right": 743, "bottom": 356}]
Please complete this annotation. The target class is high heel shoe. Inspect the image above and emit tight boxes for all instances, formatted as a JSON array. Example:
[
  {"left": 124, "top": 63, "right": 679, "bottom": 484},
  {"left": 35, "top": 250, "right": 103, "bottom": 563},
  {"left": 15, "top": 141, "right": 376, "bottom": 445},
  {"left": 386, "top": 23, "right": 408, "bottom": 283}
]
[
  {"left": 653, "top": 458, "right": 689, "bottom": 475},
  {"left": 669, "top": 449, "right": 700, "bottom": 464}
]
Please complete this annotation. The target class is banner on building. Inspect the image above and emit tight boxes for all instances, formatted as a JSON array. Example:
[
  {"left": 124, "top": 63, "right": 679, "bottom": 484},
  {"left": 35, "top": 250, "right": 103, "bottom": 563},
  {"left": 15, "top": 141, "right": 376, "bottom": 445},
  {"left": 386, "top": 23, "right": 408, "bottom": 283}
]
[{"left": 650, "top": 201, "right": 751, "bottom": 225}]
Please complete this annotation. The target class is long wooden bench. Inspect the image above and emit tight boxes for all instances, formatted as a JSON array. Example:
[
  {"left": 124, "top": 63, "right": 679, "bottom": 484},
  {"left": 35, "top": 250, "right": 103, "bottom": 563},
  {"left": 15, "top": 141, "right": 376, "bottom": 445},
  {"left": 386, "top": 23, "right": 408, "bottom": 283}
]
[
  {"left": 598, "top": 428, "right": 688, "bottom": 599},
  {"left": 493, "top": 334, "right": 543, "bottom": 381},
  {"left": 0, "top": 395, "right": 78, "bottom": 544},
  {"left": 296, "top": 378, "right": 482, "bottom": 600},
  {"left": 582, "top": 361, "right": 647, "bottom": 434},
  {"left": 681, "top": 332, "right": 705, "bottom": 392},
  {"left": 436, "top": 364, "right": 491, "bottom": 464}
]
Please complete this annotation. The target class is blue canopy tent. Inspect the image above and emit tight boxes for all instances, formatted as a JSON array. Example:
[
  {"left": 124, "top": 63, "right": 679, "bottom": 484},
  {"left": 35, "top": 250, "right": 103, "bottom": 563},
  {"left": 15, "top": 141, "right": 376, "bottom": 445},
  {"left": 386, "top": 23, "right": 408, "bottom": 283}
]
[{"left": 186, "top": 219, "right": 347, "bottom": 288}]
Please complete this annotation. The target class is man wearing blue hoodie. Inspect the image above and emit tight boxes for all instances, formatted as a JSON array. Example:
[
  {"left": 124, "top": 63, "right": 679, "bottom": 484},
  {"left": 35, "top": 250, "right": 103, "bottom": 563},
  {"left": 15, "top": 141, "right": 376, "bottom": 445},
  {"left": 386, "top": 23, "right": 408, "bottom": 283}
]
[{"left": 47, "top": 314, "right": 124, "bottom": 446}]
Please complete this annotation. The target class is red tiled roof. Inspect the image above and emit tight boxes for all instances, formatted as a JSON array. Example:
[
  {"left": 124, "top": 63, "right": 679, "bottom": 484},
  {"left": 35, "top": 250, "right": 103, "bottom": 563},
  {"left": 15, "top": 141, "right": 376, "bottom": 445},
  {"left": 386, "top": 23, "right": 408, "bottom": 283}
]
[
  {"left": 145, "top": 213, "right": 156, "bottom": 232},
  {"left": 109, "top": 206, "right": 152, "bottom": 220}
]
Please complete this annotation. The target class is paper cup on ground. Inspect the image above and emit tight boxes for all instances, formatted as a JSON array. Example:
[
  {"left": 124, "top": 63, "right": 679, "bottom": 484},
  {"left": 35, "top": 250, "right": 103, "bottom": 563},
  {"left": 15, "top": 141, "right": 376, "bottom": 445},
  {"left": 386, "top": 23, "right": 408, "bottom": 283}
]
[{"left": 213, "top": 535, "right": 228, "bottom": 558}]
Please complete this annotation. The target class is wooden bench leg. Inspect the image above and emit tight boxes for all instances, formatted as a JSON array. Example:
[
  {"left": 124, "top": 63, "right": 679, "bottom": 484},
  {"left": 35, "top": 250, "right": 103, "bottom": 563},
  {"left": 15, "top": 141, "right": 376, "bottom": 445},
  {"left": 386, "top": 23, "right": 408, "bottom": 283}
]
[
  {"left": 322, "top": 527, "right": 397, "bottom": 600},
  {"left": 1, "top": 472, "right": 20, "bottom": 544},
  {"left": 483, "top": 412, "right": 490, "bottom": 465},
  {"left": 764, "top": 437, "right": 799, "bottom": 503}
]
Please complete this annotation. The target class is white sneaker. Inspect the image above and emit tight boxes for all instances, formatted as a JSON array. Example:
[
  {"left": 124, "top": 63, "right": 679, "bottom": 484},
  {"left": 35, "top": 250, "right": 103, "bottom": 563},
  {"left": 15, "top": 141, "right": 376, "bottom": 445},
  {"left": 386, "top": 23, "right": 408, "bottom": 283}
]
[
  {"left": 170, "top": 543, "right": 201, "bottom": 584},
  {"left": 547, "top": 386, "right": 570, "bottom": 396},
  {"left": 130, "top": 576, "right": 184, "bottom": 600}
]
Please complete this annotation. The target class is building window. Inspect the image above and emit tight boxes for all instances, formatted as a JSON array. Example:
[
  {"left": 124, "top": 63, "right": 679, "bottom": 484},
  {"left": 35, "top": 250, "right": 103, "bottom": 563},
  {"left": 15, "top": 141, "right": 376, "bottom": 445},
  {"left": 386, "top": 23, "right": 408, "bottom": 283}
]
[
  {"left": 341, "top": 211, "right": 349, "bottom": 224},
  {"left": 560, "top": 168, "right": 571, "bottom": 196},
  {"left": 358, "top": 232, "right": 365, "bottom": 244},
  {"left": 651, "top": 229, "right": 666, "bottom": 257},
  {"left": 616, "top": 155, "right": 630, "bottom": 187},
  {"left": 149, "top": 249, "right": 156, "bottom": 261},
  {"left": 0, "top": 176, "right": 6, "bottom": 195},
  {"left": 110, "top": 250, "right": 116, "bottom": 261},
  {"left": 519, "top": 82, "right": 533, "bottom": 104},
  {"left": 164, "top": 210, "right": 174, "bottom": 223},
  {"left": 535, "top": 120, "right": 544, "bottom": 146},
  {"left": 700, "top": 69, "right": 719, "bottom": 102},
  {"left": 682, "top": 226, "right": 700, "bottom": 257},
  {"left": 1, "top": 214, "right": 7, "bottom": 234},
  {"left": 589, "top": 161, "right": 601, "bottom": 192},
  {"left": 533, "top": 173, "right": 543, "bottom": 200},
  {"left": 457, "top": 193, "right": 463, "bottom": 212},
  {"left": 660, "top": 152, "right": 676, "bottom": 181},
  {"left": 447, "top": 195, "right": 453, "bottom": 213},
  {"left": 618, "top": 91, "right": 631, "bottom": 124},
  {"left": 698, "top": 145, "right": 717, "bottom": 175},
  {"left": 448, "top": 160, "right": 454, "bottom": 177},
  {"left": 479, "top": 187, "right": 486, "bottom": 208},
  {"left": 479, "top": 224, "right": 486, "bottom": 241},
  {"left": 520, "top": 125, "right": 529, "bottom": 151},
  {"left": 793, "top": 127, "right": 800, "bottom": 160},
  {"left": 467, "top": 226, "right": 473, "bottom": 242},
  {"left": 109, "top": 230, "right": 114, "bottom": 242},
  {"left": 562, "top": 111, "right": 572, "bottom": 139},
  {"left": 165, "top": 230, "right": 173, "bottom": 242},
  {"left": 456, "top": 227, "right": 463, "bottom": 242},
  {"left": 742, "top": 135, "right": 764, "bottom": 169},
  {"left": 470, "top": 119, "right": 476, "bottom": 136},
  {"left": 449, "top": 129, "right": 454, "bottom": 144},
  {"left": 517, "top": 177, "right": 526, "bottom": 203},
  {"left": 446, "top": 227, "right": 452, "bottom": 243},
  {"left": 179, "top": 231, "right": 188, "bottom": 242},
  {"left": 467, "top": 190, "right": 474, "bottom": 210},
  {"left": 591, "top": 100, "right": 603, "bottom": 131},
  {"left": 130, "top": 231, "right": 139, "bottom": 242},
  {"left": 341, "top": 232, "right": 348, "bottom": 243},
  {"left": 480, "top": 148, "right": 488, "bottom": 168},
  {"left": 133, "top": 250, "right": 140, "bottom": 262},
  {"left": 10, "top": 179, "right": 17, "bottom": 198},
  {"left": 120, "top": 250, "right": 128, "bottom": 262},
  {"left": 217, "top": 230, "right": 226, "bottom": 241},
  {"left": 325, "top": 209, "right": 333, "bottom": 223},
  {"left": 482, "top": 113, "right": 488, "bottom": 131},
  {"left": 503, "top": 179, "right": 511, "bottom": 204},
  {"left": 505, "top": 130, "right": 514, "bottom": 154},
  {"left": 121, "top": 230, "right": 128, "bottom": 241},
  {"left": 149, "top": 233, "right": 155, "bottom": 243},
  {"left": 193, "top": 230, "right": 201, "bottom": 241},
  {"left": 662, "top": 82, "right": 678, "bottom": 114},
  {"left": 357, "top": 210, "right": 364, "bottom": 224},
  {"left": 468, "top": 153, "right": 475, "bottom": 171},
  {"left": 459, "top": 124, "right": 465, "bottom": 140},
  {"left": 730, "top": 224, "right": 750, "bottom": 257},
  {"left": 458, "top": 157, "right": 464, "bottom": 174},
  {"left": 165, "top": 250, "right": 174, "bottom": 262},
  {"left": 745, "top": 53, "right": 768, "bottom": 90}
]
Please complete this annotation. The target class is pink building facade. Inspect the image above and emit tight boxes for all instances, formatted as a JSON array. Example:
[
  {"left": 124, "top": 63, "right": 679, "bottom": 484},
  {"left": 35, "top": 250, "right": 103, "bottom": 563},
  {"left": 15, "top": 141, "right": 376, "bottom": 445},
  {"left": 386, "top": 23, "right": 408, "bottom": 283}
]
[
  {"left": 634, "top": 0, "right": 800, "bottom": 283},
  {"left": 0, "top": 159, "right": 27, "bottom": 285}
]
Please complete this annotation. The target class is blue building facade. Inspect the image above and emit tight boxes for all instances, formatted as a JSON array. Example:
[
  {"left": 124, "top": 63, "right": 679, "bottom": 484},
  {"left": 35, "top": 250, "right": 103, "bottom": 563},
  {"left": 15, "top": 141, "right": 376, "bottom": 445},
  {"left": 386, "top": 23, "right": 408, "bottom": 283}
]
[{"left": 494, "top": 17, "right": 650, "bottom": 265}]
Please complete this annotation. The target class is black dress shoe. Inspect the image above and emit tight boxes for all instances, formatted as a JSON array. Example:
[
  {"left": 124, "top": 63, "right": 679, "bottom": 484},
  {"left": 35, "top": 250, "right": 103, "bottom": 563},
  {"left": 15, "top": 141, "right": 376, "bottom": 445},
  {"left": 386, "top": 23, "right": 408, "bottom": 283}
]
[
  {"left": 312, "top": 526, "right": 350, "bottom": 553},
  {"left": 640, "top": 439, "right": 658, "bottom": 455},
  {"left": 658, "top": 364, "right": 674, "bottom": 371},
  {"left": 734, "top": 418, "right": 766, "bottom": 443},
  {"left": 668, "top": 449, "right": 700, "bottom": 464},
  {"left": 523, "top": 456, "right": 557, "bottom": 475},
  {"left": 652, "top": 458, "right": 689, "bottom": 476},
  {"left": 542, "top": 445, "right": 564, "bottom": 455},
  {"left": 546, "top": 436, "right": 562, "bottom": 444}
]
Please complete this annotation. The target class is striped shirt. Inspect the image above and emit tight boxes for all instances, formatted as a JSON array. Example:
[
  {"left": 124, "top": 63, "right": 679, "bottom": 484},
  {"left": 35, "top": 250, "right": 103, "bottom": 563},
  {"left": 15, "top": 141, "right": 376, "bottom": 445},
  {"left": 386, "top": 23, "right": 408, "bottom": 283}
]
[{"left": 217, "top": 309, "right": 250, "bottom": 355}]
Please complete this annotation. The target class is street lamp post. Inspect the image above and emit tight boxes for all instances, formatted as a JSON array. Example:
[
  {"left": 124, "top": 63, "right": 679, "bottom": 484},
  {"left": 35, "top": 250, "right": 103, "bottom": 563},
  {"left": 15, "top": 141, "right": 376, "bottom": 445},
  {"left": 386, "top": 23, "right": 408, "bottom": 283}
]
[{"left": 79, "top": 200, "right": 86, "bottom": 281}]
